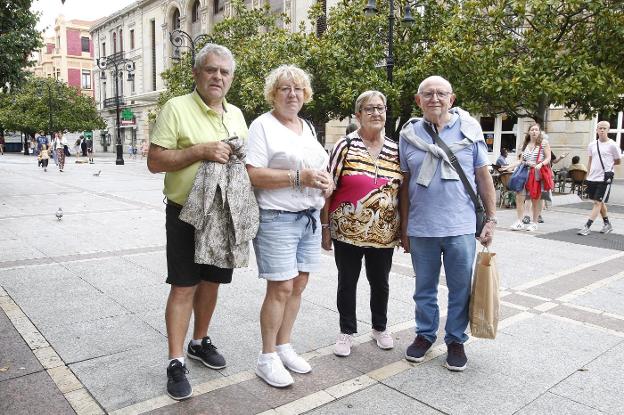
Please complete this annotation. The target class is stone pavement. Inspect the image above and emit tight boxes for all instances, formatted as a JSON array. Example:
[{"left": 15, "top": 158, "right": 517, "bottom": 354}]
[{"left": 1, "top": 152, "right": 623, "bottom": 415}]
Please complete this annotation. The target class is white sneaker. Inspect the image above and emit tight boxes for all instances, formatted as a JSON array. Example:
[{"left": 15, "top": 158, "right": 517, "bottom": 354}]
[
  {"left": 371, "top": 329, "right": 394, "bottom": 350},
  {"left": 510, "top": 220, "right": 525, "bottom": 231},
  {"left": 256, "top": 352, "right": 294, "bottom": 388},
  {"left": 276, "top": 344, "right": 311, "bottom": 374},
  {"left": 525, "top": 222, "right": 538, "bottom": 232},
  {"left": 334, "top": 333, "right": 353, "bottom": 357}
]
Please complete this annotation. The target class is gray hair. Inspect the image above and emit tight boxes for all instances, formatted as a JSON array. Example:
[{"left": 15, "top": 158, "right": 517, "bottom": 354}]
[
  {"left": 354, "top": 90, "right": 387, "bottom": 114},
  {"left": 193, "top": 43, "right": 236, "bottom": 72},
  {"left": 417, "top": 75, "right": 453, "bottom": 94}
]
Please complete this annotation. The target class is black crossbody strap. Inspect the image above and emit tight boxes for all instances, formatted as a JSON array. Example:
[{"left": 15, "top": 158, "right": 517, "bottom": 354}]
[
  {"left": 597, "top": 140, "right": 606, "bottom": 171},
  {"left": 423, "top": 123, "right": 485, "bottom": 213}
]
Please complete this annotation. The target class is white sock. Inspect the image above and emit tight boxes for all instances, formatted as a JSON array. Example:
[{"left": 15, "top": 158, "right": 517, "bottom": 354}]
[
  {"left": 258, "top": 352, "right": 278, "bottom": 363},
  {"left": 190, "top": 339, "right": 202, "bottom": 347},
  {"left": 275, "top": 343, "right": 291, "bottom": 353},
  {"left": 169, "top": 357, "right": 185, "bottom": 365}
]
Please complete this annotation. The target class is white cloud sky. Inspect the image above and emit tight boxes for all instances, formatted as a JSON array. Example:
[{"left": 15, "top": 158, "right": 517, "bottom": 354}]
[{"left": 32, "top": 0, "right": 136, "bottom": 36}]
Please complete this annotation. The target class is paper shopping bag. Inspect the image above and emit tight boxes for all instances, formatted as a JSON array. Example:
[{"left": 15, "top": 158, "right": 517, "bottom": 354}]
[{"left": 469, "top": 249, "right": 500, "bottom": 339}]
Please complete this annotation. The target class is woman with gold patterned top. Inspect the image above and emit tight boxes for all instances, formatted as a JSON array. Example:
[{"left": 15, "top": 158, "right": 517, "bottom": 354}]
[{"left": 321, "top": 90, "right": 403, "bottom": 358}]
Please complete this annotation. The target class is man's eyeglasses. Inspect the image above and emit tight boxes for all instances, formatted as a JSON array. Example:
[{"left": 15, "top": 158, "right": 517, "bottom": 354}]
[
  {"left": 362, "top": 105, "right": 386, "bottom": 115},
  {"left": 420, "top": 90, "right": 452, "bottom": 100}
]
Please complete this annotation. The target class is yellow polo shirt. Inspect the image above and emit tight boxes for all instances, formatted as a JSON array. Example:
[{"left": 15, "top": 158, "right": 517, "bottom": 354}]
[{"left": 150, "top": 90, "right": 248, "bottom": 205}]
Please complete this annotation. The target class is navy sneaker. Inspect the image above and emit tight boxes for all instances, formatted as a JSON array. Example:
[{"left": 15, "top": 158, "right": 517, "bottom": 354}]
[
  {"left": 537, "top": 215, "right": 544, "bottom": 223},
  {"left": 405, "top": 335, "right": 432, "bottom": 363},
  {"left": 166, "top": 360, "right": 192, "bottom": 400},
  {"left": 522, "top": 215, "right": 531, "bottom": 224},
  {"left": 444, "top": 342, "right": 467, "bottom": 372},
  {"left": 187, "top": 336, "right": 226, "bottom": 369}
]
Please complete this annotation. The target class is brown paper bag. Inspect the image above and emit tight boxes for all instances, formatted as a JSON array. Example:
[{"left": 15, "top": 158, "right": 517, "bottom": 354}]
[{"left": 469, "top": 249, "right": 500, "bottom": 339}]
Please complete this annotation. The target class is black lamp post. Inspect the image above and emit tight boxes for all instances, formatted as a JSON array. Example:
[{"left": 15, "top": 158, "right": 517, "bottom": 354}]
[
  {"left": 364, "top": 0, "right": 418, "bottom": 136},
  {"left": 169, "top": 29, "right": 210, "bottom": 67},
  {"left": 35, "top": 79, "right": 62, "bottom": 155},
  {"left": 96, "top": 55, "right": 135, "bottom": 165}
]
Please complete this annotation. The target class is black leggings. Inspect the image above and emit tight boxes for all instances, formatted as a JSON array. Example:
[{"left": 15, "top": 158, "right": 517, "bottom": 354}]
[{"left": 333, "top": 239, "right": 394, "bottom": 334}]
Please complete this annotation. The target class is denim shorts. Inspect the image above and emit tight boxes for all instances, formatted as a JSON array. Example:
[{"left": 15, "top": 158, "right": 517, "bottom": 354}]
[{"left": 252, "top": 208, "right": 322, "bottom": 281}]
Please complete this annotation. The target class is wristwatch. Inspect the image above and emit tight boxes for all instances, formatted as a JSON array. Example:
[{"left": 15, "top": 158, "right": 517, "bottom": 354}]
[{"left": 485, "top": 217, "right": 498, "bottom": 224}]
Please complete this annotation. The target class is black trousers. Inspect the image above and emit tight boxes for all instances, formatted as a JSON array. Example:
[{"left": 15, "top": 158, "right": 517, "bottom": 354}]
[{"left": 333, "top": 239, "right": 394, "bottom": 334}]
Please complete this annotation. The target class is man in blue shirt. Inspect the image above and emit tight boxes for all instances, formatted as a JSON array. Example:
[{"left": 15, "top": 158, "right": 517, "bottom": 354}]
[{"left": 399, "top": 76, "right": 497, "bottom": 372}]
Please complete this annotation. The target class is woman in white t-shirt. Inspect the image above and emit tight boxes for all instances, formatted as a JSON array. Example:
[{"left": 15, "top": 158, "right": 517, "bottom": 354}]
[
  {"left": 246, "top": 65, "right": 333, "bottom": 388},
  {"left": 509, "top": 123, "right": 551, "bottom": 231}
]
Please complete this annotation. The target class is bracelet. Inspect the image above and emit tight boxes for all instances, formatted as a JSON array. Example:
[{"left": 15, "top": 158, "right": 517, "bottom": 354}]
[
  {"left": 485, "top": 217, "right": 498, "bottom": 224},
  {"left": 287, "top": 170, "right": 295, "bottom": 189},
  {"left": 321, "top": 223, "right": 330, "bottom": 228},
  {"left": 295, "top": 169, "right": 301, "bottom": 191}
]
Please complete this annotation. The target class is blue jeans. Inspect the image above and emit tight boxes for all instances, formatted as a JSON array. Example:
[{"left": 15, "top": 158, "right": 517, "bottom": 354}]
[{"left": 409, "top": 235, "right": 476, "bottom": 344}]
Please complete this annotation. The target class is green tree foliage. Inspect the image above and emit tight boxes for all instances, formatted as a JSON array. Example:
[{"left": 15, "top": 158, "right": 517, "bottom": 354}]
[
  {"left": 0, "top": 77, "right": 106, "bottom": 135},
  {"left": 156, "top": 0, "right": 624, "bottom": 136},
  {"left": 433, "top": 0, "right": 624, "bottom": 123},
  {"left": 0, "top": 0, "right": 43, "bottom": 89}
]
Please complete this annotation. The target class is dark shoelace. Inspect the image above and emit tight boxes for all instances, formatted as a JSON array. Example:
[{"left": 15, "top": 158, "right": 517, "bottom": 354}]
[{"left": 169, "top": 364, "right": 189, "bottom": 381}]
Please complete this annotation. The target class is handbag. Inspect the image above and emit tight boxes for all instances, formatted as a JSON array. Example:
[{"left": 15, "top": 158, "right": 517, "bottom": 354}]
[
  {"left": 508, "top": 163, "right": 528, "bottom": 192},
  {"left": 423, "top": 123, "right": 486, "bottom": 238},
  {"left": 469, "top": 247, "right": 500, "bottom": 339}
]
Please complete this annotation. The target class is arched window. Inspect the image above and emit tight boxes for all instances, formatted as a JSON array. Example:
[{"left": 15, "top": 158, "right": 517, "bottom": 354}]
[
  {"left": 213, "top": 0, "right": 224, "bottom": 15},
  {"left": 192, "top": 0, "right": 200, "bottom": 23},
  {"left": 113, "top": 32, "right": 117, "bottom": 53},
  {"left": 172, "top": 8, "right": 180, "bottom": 30}
]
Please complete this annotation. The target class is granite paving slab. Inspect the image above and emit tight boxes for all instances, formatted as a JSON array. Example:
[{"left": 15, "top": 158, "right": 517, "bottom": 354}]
[
  {"left": 525, "top": 256, "right": 624, "bottom": 299},
  {"left": 569, "top": 277, "right": 624, "bottom": 316},
  {"left": 550, "top": 341, "right": 624, "bottom": 414},
  {"left": 143, "top": 384, "right": 271, "bottom": 415},
  {"left": 40, "top": 313, "right": 165, "bottom": 364},
  {"left": 546, "top": 305, "right": 624, "bottom": 333},
  {"left": 306, "top": 383, "right": 444, "bottom": 415},
  {"left": 0, "top": 371, "right": 75, "bottom": 415},
  {"left": 0, "top": 309, "right": 42, "bottom": 381},
  {"left": 516, "top": 391, "right": 605, "bottom": 415},
  {"left": 69, "top": 342, "right": 224, "bottom": 412}
]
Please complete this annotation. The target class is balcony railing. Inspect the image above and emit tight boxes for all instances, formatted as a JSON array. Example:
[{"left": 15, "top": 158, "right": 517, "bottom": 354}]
[
  {"left": 105, "top": 51, "right": 125, "bottom": 64},
  {"left": 103, "top": 96, "right": 125, "bottom": 108}
]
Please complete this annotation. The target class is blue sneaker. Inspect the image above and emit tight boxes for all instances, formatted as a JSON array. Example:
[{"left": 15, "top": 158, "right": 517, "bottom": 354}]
[
  {"left": 444, "top": 342, "right": 467, "bottom": 372},
  {"left": 405, "top": 335, "right": 432, "bottom": 363}
]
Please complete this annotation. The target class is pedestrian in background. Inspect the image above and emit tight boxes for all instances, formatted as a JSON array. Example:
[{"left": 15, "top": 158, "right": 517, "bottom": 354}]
[
  {"left": 509, "top": 123, "right": 551, "bottom": 231},
  {"left": 399, "top": 76, "right": 496, "bottom": 372},
  {"left": 0, "top": 135, "right": 4, "bottom": 155},
  {"left": 87, "top": 137, "right": 94, "bottom": 164},
  {"left": 246, "top": 65, "right": 332, "bottom": 388},
  {"left": 578, "top": 120, "right": 621, "bottom": 235},
  {"left": 53, "top": 132, "right": 67, "bottom": 172},
  {"left": 40, "top": 144, "right": 50, "bottom": 172},
  {"left": 321, "top": 90, "right": 402, "bottom": 357},
  {"left": 148, "top": 43, "right": 248, "bottom": 401}
]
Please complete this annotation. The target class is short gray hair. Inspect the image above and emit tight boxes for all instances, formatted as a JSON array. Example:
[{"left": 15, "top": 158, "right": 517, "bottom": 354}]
[
  {"left": 193, "top": 43, "right": 236, "bottom": 72},
  {"left": 417, "top": 75, "right": 453, "bottom": 94},
  {"left": 354, "top": 90, "right": 386, "bottom": 114}
]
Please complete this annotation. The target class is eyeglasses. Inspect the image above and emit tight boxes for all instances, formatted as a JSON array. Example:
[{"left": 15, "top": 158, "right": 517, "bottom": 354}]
[
  {"left": 362, "top": 105, "right": 386, "bottom": 115},
  {"left": 420, "top": 90, "right": 452, "bottom": 100},
  {"left": 277, "top": 85, "right": 304, "bottom": 94}
]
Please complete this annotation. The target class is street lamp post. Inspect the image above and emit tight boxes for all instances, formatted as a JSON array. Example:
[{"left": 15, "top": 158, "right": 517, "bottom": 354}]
[
  {"left": 36, "top": 79, "right": 62, "bottom": 154},
  {"left": 364, "top": 0, "right": 419, "bottom": 136},
  {"left": 96, "top": 55, "right": 135, "bottom": 165},
  {"left": 169, "top": 29, "right": 210, "bottom": 67}
]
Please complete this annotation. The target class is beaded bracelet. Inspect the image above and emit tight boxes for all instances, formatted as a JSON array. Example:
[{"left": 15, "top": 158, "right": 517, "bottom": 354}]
[
  {"left": 295, "top": 169, "right": 301, "bottom": 190},
  {"left": 287, "top": 170, "right": 295, "bottom": 189}
]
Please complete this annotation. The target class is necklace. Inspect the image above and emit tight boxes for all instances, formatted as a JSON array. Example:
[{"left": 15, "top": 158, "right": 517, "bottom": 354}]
[{"left": 361, "top": 136, "right": 383, "bottom": 184}]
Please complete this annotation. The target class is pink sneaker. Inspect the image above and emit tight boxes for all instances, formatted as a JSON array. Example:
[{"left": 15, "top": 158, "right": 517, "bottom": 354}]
[
  {"left": 371, "top": 329, "right": 394, "bottom": 350},
  {"left": 334, "top": 333, "right": 353, "bottom": 357}
]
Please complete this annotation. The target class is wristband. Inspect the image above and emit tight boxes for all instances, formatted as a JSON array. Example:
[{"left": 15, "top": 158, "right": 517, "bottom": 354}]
[{"left": 485, "top": 217, "right": 498, "bottom": 224}]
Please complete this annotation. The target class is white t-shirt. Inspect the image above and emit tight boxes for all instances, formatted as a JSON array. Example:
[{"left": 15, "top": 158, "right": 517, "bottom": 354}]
[
  {"left": 246, "top": 112, "right": 329, "bottom": 211},
  {"left": 587, "top": 139, "right": 621, "bottom": 182}
]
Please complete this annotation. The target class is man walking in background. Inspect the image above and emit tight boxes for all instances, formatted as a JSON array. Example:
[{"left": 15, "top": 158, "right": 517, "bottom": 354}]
[{"left": 578, "top": 121, "right": 621, "bottom": 235}]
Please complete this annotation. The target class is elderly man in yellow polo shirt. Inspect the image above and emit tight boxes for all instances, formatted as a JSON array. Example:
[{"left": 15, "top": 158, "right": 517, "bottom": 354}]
[{"left": 147, "top": 43, "right": 248, "bottom": 400}]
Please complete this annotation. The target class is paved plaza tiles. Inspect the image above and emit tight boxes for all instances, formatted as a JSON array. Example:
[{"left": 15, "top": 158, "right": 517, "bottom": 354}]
[{"left": 1, "top": 152, "right": 623, "bottom": 414}]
